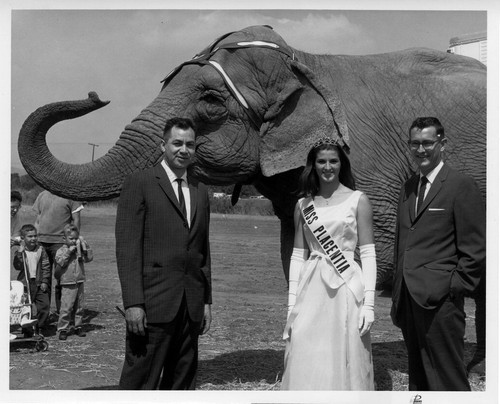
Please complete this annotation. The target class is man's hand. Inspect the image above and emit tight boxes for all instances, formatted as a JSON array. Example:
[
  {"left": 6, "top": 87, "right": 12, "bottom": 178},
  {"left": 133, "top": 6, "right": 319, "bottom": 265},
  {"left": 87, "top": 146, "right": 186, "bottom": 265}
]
[
  {"left": 40, "top": 282, "right": 49, "bottom": 293},
  {"left": 125, "top": 306, "right": 147, "bottom": 336},
  {"left": 200, "top": 304, "right": 212, "bottom": 335},
  {"left": 10, "top": 237, "right": 20, "bottom": 247}
]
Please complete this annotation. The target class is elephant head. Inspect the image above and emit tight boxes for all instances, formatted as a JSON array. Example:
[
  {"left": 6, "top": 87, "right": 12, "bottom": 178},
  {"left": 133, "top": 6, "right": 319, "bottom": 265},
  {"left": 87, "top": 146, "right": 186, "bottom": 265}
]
[{"left": 18, "top": 25, "right": 486, "bottom": 288}]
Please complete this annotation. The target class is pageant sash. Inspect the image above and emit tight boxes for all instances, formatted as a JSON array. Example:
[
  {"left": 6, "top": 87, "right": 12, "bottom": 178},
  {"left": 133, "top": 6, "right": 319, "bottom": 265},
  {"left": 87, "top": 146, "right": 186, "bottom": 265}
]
[{"left": 301, "top": 198, "right": 364, "bottom": 302}]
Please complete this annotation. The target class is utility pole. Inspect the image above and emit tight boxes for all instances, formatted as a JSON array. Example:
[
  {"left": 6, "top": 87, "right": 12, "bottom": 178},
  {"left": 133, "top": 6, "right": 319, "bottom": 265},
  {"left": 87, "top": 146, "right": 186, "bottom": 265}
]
[{"left": 88, "top": 143, "right": 99, "bottom": 162}]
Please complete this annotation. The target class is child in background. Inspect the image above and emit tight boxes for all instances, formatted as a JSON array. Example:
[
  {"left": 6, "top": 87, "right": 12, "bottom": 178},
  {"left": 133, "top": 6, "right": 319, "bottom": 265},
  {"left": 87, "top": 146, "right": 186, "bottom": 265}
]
[
  {"left": 13, "top": 224, "right": 51, "bottom": 336},
  {"left": 54, "top": 224, "right": 93, "bottom": 340}
]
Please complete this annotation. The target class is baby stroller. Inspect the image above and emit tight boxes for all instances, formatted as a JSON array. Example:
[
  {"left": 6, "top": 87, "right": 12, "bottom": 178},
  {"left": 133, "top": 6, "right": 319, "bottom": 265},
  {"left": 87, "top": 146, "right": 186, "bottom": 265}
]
[{"left": 9, "top": 258, "right": 49, "bottom": 352}]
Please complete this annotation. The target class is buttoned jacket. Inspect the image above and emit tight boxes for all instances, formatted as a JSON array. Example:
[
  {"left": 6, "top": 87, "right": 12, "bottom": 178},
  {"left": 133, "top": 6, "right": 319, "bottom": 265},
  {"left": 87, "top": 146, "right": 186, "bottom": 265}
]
[
  {"left": 391, "top": 164, "right": 485, "bottom": 325},
  {"left": 115, "top": 164, "right": 211, "bottom": 324}
]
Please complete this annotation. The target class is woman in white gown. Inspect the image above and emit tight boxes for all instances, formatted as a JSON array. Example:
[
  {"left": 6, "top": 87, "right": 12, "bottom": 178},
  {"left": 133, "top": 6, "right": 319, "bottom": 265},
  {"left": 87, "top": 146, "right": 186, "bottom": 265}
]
[{"left": 281, "top": 137, "right": 377, "bottom": 390}]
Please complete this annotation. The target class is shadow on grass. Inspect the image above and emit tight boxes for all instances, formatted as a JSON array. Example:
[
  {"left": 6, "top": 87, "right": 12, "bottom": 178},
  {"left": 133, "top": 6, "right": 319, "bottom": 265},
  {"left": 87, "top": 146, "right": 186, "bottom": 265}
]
[
  {"left": 83, "top": 309, "right": 100, "bottom": 323},
  {"left": 195, "top": 345, "right": 407, "bottom": 389},
  {"left": 78, "top": 350, "right": 284, "bottom": 390},
  {"left": 372, "top": 340, "right": 482, "bottom": 391},
  {"left": 372, "top": 340, "right": 408, "bottom": 390},
  {"left": 196, "top": 344, "right": 408, "bottom": 390},
  {"left": 198, "top": 349, "right": 284, "bottom": 386}
]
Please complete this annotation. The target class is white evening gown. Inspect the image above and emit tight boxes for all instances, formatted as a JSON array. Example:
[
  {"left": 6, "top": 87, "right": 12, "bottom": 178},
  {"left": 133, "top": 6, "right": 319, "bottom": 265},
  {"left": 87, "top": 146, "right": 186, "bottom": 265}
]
[{"left": 281, "top": 191, "right": 374, "bottom": 390}]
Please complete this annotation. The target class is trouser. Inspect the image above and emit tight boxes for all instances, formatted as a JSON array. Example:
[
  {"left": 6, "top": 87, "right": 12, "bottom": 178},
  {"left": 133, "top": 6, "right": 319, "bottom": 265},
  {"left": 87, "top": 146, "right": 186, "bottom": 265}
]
[
  {"left": 39, "top": 242, "right": 64, "bottom": 313},
  {"left": 57, "top": 283, "right": 84, "bottom": 331},
  {"left": 119, "top": 295, "right": 201, "bottom": 390},
  {"left": 27, "top": 278, "right": 50, "bottom": 330},
  {"left": 400, "top": 281, "right": 470, "bottom": 391}
]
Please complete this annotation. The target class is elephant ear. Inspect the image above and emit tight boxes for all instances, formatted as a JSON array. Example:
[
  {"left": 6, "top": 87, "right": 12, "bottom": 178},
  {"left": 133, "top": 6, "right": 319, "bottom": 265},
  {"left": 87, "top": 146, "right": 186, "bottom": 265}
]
[{"left": 259, "top": 60, "right": 349, "bottom": 177}]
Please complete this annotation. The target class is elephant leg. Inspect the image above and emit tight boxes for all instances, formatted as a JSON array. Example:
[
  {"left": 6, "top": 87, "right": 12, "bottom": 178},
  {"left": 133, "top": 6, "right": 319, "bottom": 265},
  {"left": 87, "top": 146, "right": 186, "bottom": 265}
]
[
  {"left": 266, "top": 198, "right": 294, "bottom": 283},
  {"left": 279, "top": 216, "right": 295, "bottom": 283},
  {"left": 254, "top": 172, "right": 299, "bottom": 284}
]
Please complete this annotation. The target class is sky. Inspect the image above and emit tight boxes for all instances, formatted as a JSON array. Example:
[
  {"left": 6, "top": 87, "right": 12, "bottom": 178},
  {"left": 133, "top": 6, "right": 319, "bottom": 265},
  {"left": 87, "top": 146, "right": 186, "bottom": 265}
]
[{"left": 7, "top": 3, "right": 493, "bottom": 173}]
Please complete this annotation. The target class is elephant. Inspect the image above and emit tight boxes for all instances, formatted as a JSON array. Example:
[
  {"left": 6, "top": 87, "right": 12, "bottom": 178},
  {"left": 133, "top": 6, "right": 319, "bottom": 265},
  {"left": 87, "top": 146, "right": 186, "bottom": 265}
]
[{"left": 18, "top": 25, "right": 486, "bottom": 288}]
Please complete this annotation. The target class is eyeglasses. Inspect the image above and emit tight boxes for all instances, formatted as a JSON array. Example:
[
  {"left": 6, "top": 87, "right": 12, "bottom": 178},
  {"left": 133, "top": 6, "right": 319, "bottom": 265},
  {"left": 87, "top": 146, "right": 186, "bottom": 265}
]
[{"left": 408, "top": 140, "right": 439, "bottom": 150}]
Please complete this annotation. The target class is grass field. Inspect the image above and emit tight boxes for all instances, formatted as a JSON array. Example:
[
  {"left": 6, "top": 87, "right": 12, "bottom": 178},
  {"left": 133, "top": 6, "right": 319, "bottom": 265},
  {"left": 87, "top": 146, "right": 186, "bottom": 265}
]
[{"left": 9, "top": 205, "right": 485, "bottom": 392}]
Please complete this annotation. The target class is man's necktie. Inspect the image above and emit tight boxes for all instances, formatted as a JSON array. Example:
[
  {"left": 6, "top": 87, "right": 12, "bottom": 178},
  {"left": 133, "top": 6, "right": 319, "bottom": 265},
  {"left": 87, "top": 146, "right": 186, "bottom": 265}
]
[
  {"left": 416, "top": 176, "right": 428, "bottom": 213},
  {"left": 175, "top": 178, "right": 187, "bottom": 219}
]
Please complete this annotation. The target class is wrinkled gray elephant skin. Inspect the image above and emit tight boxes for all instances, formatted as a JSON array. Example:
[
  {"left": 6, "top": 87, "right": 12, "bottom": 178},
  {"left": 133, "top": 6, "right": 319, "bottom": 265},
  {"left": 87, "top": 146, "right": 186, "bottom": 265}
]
[{"left": 18, "top": 25, "right": 486, "bottom": 288}]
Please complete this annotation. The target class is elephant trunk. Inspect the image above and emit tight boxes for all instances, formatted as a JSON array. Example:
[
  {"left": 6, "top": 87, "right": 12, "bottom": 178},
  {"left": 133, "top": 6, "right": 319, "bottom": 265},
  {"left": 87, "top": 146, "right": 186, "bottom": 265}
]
[{"left": 18, "top": 92, "right": 166, "bottom": 201}]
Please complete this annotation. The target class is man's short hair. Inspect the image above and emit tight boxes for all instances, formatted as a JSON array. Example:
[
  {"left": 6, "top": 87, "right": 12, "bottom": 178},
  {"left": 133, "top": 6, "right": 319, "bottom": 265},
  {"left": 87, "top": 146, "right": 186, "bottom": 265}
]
[
  {"left": 63, "top": 223, "right": 80, "bottom": 237},
  {"left": 11, "top": 190, "right": 22, "bottom": 203},
  {"left": 163, "top": 117, "right": 196, "bottom": 141},
  {"left": 20, "top": 224, "right": 36, "bottom": 237},
  {"left": 409, "top": 117, "right": 445, "bottom": 138}
]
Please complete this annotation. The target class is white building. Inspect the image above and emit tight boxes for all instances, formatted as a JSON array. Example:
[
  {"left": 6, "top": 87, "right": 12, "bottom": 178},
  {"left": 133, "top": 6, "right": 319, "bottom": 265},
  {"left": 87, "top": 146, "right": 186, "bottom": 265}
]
[{"left": 447, "top": 31, "right": 487, "bottom": 65}]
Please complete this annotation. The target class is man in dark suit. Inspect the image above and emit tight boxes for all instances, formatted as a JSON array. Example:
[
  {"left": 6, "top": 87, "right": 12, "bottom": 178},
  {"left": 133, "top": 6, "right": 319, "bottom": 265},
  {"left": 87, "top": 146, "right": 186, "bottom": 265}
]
[
  {"left": 116, "top": 117, "right": 212, "bottom": 390},
  {"left": 391, "top": 117, "right": 485, "bottom": 391}
]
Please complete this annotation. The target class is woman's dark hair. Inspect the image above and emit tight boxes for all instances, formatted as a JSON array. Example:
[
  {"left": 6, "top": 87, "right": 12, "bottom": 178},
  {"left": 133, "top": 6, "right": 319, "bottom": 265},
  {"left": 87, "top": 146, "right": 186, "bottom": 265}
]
[{"left": 297, "top": 143, "right": 356, "bottom": 198}]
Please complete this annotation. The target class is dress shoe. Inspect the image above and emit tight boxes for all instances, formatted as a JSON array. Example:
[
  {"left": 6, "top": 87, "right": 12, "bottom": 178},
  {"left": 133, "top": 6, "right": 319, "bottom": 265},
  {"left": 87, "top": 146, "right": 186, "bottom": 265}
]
[
  {"left": 467, "top": 356, "right": 486, "bottom": 377},
  {"left": 58, "top": 330, "right": 68, "bottom": 341}
]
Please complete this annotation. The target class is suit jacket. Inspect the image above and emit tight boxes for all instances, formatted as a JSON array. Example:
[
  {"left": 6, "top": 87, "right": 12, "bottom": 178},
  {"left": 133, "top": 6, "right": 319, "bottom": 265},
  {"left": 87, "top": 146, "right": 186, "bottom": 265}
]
[
  {"left": 391, "top": 163, "right": 485, "bottom": 325},
  {"left": 116, "top": 164, "right": 211, "bottom": 324}
]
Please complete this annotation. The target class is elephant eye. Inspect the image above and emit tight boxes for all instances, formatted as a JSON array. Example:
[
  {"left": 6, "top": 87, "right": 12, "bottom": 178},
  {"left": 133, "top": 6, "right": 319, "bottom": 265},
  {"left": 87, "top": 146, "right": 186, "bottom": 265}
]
[
  {"left": 197, "top": 90, "right": 227, "bottom": 123},
  {"left": 200, "top": 90, "right": 224, "bottom": 105}
]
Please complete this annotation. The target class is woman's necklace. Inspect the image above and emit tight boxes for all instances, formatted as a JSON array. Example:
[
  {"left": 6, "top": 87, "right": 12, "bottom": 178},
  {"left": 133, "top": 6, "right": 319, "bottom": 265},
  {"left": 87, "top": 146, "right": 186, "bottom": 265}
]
[
  {"left": 321, "top": 194, "right": 336, "bottom": 205},
  {"left": 319, "top": 184, "right": 345, "bottom": 205}
]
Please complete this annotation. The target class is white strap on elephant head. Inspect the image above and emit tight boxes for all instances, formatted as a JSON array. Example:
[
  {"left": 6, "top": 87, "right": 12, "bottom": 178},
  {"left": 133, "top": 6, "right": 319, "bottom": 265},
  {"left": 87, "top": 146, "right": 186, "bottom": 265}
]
[
  {"left": 208, "top": 61, "right": 248, "bottom": 109},
  {"left": 161, "top": 31, "right": 296, "bottom": 129}
]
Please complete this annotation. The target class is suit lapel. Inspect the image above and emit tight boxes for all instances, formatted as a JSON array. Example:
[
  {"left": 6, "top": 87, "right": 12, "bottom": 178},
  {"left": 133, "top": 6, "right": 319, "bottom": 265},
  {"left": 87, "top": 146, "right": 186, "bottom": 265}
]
[
  {"left": 405, "top": 175, "right": 419, "bottom": 223},
  {"left": 413, "top": 164, "right": 449, "bottom": 222},
  {"left": 189, "top": 180, "right": 198, "bottom": 225},
  {"left": 154, "top": 165, "right": 185, "bottom": 218}
]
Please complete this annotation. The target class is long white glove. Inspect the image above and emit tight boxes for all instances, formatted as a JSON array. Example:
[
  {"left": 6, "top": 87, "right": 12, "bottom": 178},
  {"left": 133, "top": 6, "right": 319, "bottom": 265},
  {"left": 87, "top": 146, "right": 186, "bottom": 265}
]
[
  {"left": 287, "top": 248, "right": 307, "bottom": 319},
  {"left": 358, "top": 243, "right": 376, "bottom": 336}
]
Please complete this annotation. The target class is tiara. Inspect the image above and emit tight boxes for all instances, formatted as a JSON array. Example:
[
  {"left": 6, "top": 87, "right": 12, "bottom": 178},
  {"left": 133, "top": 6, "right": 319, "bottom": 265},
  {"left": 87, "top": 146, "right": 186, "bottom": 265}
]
[{"left": 312, "top": 137, "right": 340, "bottom": 149}]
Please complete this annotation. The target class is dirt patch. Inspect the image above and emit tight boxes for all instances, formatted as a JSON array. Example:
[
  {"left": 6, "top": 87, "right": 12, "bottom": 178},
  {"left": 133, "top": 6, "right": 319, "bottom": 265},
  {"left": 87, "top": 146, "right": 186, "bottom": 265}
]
[{"left": 9, "top": 206, "right": 485, "bottom": 391}]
